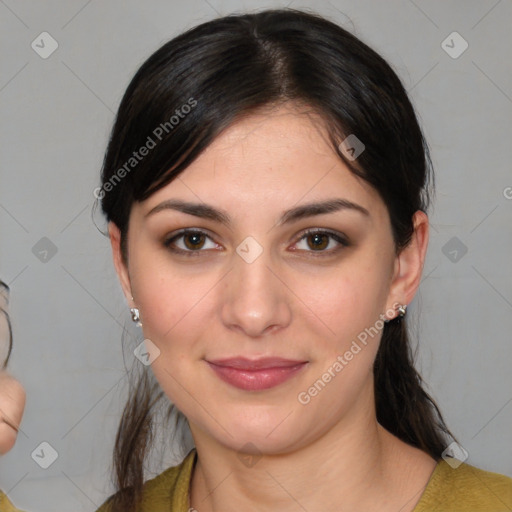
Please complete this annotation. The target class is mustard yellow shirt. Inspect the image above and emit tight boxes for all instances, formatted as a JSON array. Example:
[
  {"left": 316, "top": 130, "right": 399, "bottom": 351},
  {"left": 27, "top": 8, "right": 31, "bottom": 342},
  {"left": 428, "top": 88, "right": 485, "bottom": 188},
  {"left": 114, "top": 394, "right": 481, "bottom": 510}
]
[
  {"left": 0, "top": 490, "right": 26, "bottom": 512},
  {"left": 96, "top": 448, "right": 512, "bottom": 511}
]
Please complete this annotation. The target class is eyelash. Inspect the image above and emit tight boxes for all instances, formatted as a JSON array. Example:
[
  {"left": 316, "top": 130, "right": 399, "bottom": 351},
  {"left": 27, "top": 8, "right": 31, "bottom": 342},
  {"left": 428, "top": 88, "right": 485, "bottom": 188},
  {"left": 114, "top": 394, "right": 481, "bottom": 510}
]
[{"left": 163, "top": 228, "right": 350, "bottom": 257}]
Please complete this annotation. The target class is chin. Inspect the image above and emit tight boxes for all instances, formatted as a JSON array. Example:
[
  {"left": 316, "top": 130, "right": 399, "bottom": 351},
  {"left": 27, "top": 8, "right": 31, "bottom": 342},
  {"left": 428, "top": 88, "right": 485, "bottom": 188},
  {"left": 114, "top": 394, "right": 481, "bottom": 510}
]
[
  {"left": 223, "top": 431, "right": 300, "bottom": 457},
  {"left": 208, "top": 408, "right": 306, "bottom": 455}
]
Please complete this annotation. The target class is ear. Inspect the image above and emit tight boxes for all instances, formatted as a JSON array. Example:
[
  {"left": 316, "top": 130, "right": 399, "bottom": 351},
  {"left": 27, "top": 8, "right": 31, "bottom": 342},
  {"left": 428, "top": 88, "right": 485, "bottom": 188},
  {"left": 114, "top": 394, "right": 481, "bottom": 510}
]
[
  {"left": 386, "top": 210, "right": 429, "bottom": 317},
  {"left": 108, "top": 222, "right": 134, "bottom": 306}
]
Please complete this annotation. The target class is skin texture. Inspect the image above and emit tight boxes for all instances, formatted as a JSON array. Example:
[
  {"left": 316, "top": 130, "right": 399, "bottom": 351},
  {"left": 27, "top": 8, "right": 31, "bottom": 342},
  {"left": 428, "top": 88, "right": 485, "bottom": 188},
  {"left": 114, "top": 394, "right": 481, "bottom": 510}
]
[
  {"left": 0, "top": 372, "right": 25, "bottom": 455},
  {"left": 110, "top": 103, "right": 436, "bottom": 511},
  {"left": 0, "top": 288, "right": 25, "bottom": 456}
]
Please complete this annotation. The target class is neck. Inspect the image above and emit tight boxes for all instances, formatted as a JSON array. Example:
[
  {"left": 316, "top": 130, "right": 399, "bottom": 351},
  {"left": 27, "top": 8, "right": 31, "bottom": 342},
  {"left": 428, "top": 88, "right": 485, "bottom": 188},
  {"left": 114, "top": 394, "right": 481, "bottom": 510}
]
[{"left": 188, "top": 385, "right": 434, "bottom": 512}]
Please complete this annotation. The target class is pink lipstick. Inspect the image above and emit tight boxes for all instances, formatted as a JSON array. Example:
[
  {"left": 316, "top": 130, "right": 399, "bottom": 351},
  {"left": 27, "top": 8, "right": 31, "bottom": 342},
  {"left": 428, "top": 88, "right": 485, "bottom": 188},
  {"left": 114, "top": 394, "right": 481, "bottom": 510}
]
[{"left": 206, "top": 357, "right": 308, "bottom": 391}]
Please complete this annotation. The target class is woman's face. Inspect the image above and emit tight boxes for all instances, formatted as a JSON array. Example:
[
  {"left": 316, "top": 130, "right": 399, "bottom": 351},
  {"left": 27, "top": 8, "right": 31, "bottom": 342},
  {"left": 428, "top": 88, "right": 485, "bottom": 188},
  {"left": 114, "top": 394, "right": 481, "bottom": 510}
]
[{"left": 111, "top": 104, "right": 426, "bottom": 454}]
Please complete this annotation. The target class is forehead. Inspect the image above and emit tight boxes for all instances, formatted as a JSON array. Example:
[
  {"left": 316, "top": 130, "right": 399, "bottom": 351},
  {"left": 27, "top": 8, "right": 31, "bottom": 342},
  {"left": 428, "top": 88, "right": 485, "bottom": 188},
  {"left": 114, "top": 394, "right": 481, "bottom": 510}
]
[{"left": 139, "top": 104, "right": 386, "bottom": 221}]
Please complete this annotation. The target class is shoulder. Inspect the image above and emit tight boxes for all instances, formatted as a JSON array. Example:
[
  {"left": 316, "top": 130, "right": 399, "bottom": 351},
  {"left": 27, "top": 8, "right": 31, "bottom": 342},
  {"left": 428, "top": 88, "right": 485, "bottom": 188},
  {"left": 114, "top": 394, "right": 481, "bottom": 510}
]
[
  {"left": 414, "top": 459, "right": 512, "bottom": 512},
  {"left": 141, "top": 447, "right": 197, "bottom": 508},
  {"left": 95, "top": 448, "right": 197, "bottom": 512}
]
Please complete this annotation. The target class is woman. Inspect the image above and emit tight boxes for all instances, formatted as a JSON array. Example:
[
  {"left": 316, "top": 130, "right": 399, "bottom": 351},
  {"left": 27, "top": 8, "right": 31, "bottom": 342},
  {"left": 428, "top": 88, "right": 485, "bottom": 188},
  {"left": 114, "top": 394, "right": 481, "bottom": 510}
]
[
  {"left": 0, "top": 280, "right": 26, "bottom": 512},
  {"left": 96, "top": 9, "right": 512, "bottom": 511}
]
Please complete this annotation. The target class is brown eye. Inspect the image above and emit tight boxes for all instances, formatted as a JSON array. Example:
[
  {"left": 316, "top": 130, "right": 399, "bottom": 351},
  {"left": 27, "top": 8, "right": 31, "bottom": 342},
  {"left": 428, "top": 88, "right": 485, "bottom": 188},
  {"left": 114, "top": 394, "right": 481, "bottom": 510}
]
[
  {"left": 293, "top": 229, "right": 349, "bottom": 255},
  {"left": 306, "top": 233, "right": 329, "bottom": 250},
  {"left": 164, "top": 229, "right": 218, "bottom": 254},
  {"left": 184, "top": 232, "right": 206, "bottom": 250}
]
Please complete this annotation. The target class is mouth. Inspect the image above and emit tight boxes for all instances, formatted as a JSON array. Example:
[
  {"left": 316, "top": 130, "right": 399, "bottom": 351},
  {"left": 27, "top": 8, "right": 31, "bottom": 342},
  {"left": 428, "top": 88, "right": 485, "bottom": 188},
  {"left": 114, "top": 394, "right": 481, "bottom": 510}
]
[{"left": 206, "top": 357, "right": 308, "bottom": 391}]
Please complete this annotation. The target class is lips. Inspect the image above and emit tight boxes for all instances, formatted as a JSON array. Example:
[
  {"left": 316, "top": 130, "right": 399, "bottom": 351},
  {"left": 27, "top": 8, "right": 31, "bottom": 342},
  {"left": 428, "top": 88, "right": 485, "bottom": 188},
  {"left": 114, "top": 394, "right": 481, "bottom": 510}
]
[
  {"left": 208, "top": 357, "right": 307, "bottom": 370},
  {"left": 206, "top": 357, "right": 308, "bottom": 391}
]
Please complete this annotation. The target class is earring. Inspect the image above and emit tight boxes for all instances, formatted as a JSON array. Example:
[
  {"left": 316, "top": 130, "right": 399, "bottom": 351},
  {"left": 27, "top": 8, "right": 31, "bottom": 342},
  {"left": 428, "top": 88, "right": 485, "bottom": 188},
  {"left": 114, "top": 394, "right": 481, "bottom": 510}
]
[
  {"left": 130, "top": 308, "right": 142, "bottom": 327},
  {"left": 397, "top": 304, "right": 407, "bottom": 318},
  {"left": 384, "top": 303, "right": 407, "bottom": 323},
  {"left": 396, "top": 304, "right": 407, "bottom": 321}
]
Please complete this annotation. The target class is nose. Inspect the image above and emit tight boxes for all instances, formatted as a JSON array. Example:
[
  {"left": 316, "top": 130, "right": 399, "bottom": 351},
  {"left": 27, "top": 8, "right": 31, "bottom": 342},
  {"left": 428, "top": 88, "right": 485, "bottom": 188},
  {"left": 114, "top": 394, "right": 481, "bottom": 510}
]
[{"left": 220, "top": 247, "right": 292, "bottom": 338}]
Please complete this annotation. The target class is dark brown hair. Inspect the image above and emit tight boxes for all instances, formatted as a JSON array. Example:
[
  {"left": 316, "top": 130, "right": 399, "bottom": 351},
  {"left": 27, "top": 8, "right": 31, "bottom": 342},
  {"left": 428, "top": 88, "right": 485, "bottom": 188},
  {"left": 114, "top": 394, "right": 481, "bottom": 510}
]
[{"left": 99, "top": 8, "right": 454, "bottom": 510}]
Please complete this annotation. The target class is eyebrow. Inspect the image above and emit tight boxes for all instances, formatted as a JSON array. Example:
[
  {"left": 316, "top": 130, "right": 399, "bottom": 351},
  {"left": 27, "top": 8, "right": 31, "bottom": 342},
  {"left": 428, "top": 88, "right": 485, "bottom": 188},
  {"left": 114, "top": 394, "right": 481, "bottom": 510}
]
[{"left": 145, "top": 198, "right": 370, "bottom": 226}]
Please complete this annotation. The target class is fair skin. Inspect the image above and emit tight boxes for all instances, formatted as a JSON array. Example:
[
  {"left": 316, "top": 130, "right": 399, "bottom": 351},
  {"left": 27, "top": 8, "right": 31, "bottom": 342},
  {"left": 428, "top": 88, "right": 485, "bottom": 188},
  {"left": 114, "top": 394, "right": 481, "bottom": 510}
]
[
  {"left": 0, "top": 372, "right": 25, "bottom": 455},
  {"left": 110, "top": 103, "right": 436, "bottom": 511},
  {"left": 0, "top": 291, "right": 25, "bottom": 456}
]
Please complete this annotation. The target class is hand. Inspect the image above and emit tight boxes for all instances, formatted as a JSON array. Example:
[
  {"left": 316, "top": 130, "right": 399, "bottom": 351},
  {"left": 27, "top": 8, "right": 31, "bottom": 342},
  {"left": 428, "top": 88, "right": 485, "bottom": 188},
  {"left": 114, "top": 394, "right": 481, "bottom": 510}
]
[{"left": 0, "top": 372, "right": 25, "bottom": 455}]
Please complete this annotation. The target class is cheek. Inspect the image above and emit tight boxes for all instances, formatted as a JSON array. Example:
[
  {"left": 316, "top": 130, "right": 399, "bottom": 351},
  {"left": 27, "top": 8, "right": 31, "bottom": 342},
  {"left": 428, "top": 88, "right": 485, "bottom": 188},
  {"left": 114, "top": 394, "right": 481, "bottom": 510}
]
[
  {"left": 131, "top": 267, "right": 216, "bottom": 411},
  {"left": 130, "top": 257, "right": 219, "bottom": 354},
  {"left": 294, "top": 262, "right": 388, "bottom": 350},
  {"left": 291, "top": 267, "right": 386, "bottom": 419},
  {"left": 137, "top": 272, "right": 212, "bottom": 344}
]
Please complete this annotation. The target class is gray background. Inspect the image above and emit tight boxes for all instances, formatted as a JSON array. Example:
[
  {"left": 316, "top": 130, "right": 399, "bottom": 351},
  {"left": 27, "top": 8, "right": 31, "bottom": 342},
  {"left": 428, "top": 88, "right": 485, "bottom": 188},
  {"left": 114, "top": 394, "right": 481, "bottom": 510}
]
[{"left": 1, "top": 0, "right": 511, "bottom": 510}]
